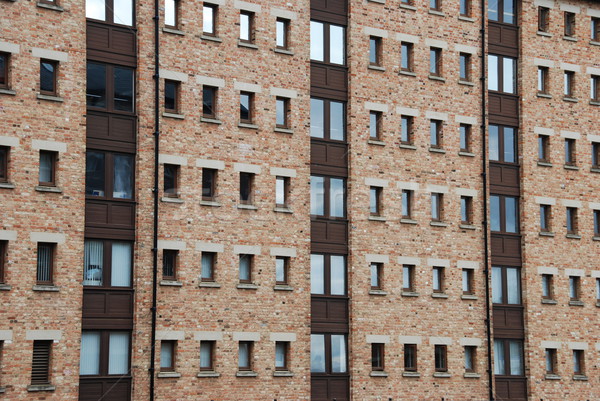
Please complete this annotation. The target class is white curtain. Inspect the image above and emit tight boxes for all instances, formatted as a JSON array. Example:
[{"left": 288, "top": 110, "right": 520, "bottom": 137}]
[
  {"left": 80, "top": 332, "right": 101, "bottom": 375},
  {"left": 84, "top": 240, "right": 103, "bottom": 286},
  {"left": 310, "top": 254, "right": 324, "bottom": 295},
  {"left": 275, "top": 342, "right": 286, "bottom": 368},
  {"left": 238, "top": 342, "right": 250, "bottom": 369},
  {"left": 331, "top": 335, "right": 347, "bottom": 373},
  {"left": 111, "top": 242, "right": 132, "bottom": 287},
  {"left": 108, "top": 332, "right": 129, "bottom": 375},
  {"left": 200, "top": 342, "right": 212, "bottom": 369},
  {"left": 201, "top": 253, "right": 213, "bottom": 280},
  {"left": 494, "top": 341, "right": 505, "bottom": 375},
  {"left": 310, "top": 335, "right": 325, "bottom": 373},
  {"left": 160, "top": 342, "right": 172, "bottom": 369}
]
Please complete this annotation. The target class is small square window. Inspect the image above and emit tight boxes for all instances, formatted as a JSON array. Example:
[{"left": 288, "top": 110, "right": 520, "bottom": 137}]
[
  {"left": 40, "top": 60, "right": 58, "bottom": 96},
  {"left": 202, "top": 168, "right": 217, "bottom": 201},
  {"left": 275, "top": 256, "right": 288, "bottom": 285},
  {"left": 39, "top": 150, "right": 57, "bottom": 187},
  {"left": 569, "top": 276, "right": 580, "bottom": 300},
  {"left": 592, "top": 17, "right": 600, "bottom": 41},
  {"left": 404, "top": 343, "right": 417, "bottom": 371},
  {"left": 165, "top": 0, "right": 179, "bottom": 29},
  {"left": 203, "top": 4, "right": 217, "bottom": 36},
  {"left": 459, "top": 53, "right": 471, "bottom": 81},
  {"left": 162, "top": 250, "right": 178, "bottom": 281},
  {"left": 401, "top": 190, "right": 413, "bottom": 219},
  {"left": 460, "top": 0, "right": 471, "bottom": 17},
  {"left": 591, "top": 76, "right": 599, "bottom": 102},
  {"left": 566, "top": 207, "right": 578, "bottom": 234},
  {"left": 238, "top": 341, "right": 253, "bottom": 371},
  {"left": 371, "top": 343, "right": 385, "bottom": 371},
  {"left": 370, "top": 262, "right": 383, "bottom": 290},
  {"left": 402, "top": 264, "right": 415, "bottom": 292},
  {"left": 276, "top": 97, "right": 289, "bottom": 128},
  {"left": 430, "top": 120, "right": 442, "bottom": 148},
  {"left": 572, "top": 349, "right": 584, "bottom": 375},
  {"left": 163, "top": 164, "right": 179, "bottom": 197},
  {"left": 433, "top": 266, "right": 445, "bottom": 293},
  {"left": 462, "top": 268, "right": 474, "bottom": 295},
  {"left": 429, "top": 48, "right": 442, "bottom": 77},
  {"left": 200, "top": 341, "right": 215, "bottom": 370},
  {"left": 401, "top": 43, "right": 414, "bottom": 72},
  {"left": 239, "top": 254, "right": 253, "bottom": 283},
  {"left": 545, "top": 348, "right": 557, "bottom": 374},
  {"left": 369, "top": 186, "right": 382, "bottom": 216},
  {"left": 464, "top": 346, "right": 476, "bottom": 372},
  {"left": 369, "top": 36, "right": 381, "bottom": 66},
  {"left": 0, "top": 146, "right": 7, "bottom": 183},
  {"left": 160, "top": 340, "right": 176, "bottom": 372},
  {"left": 36, "top": 243, "right": 54, "bottom": 285},
  {"left": 564, "top": 138, "right": 576, "bottom": 165},
  {"left": 400, "top": 115, "right": 414, "bottom": 144},
  {"left": 459, "top": 124, "right": 471, "bottom": 152},
  {"left": 539, "top": 204, "right": 551, "bottom": 232},
  {"left": 369, "top": 111, "right": 382, "bottom": 140},
  {"left": 538, "top": 135, "right": 549, "bottom": 162},
  {"left": 538, "top": 7, "right": 549, "bottom": 32},
  {"left": 564, "top": 12, "right": 576, "bottom": 37},
  {"left": 434, "top": 345, "right": 447, "bottom": 372},
  {"left": 564, "top": 71, "right": 575, "bottom": 97},
  {"left": 538, "top": 67, "right": 549, "bottom": 94},
  {"left": 203, "top": 86, "right": 217, "bottom": 118},
  {"left": 276, "top": 18, "right": 290, "bottom": 49},
  {"left": 201, "top": 252, "right": 216, "bottom": 282},
  {"left": 239, "top": 172, "right": 254, "bottom": 205},
  {"left": 240, "top": 92, "right": 253, "bottom": 123},
  {"left": 0, "top": 52, "right": 8, "bottom": 89},
  {"left": 460, "top": 196, "right": 473, "bottom": 225},
  {"left": 164, "top": 80, "right": 179, "bottom": 113},
  {"left": 275, "top": 341, "right": 288, "bottom": 370},
  {"left": 275, "top": 176, "right": 289, "bottom": 208},
  {"left": 541, "top": 274, "right": 553, "bottom": 299},
  {"left": 431, "top": 192, "right": 443, "bottom": 221},
  {"left": 239, "top": 11, "right": 254, "bottom": 43}
]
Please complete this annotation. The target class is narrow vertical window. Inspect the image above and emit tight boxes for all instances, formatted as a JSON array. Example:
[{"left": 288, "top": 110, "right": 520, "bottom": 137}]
[
  {"left": 275, "top": 176, "right": 289, "bottom": 207},
  {"left": 369, "top": 186, "right": 382, "bottom": 216},
  {"left": 432, "top": 266, "right": 444, "bottom": 293},
  {"left": 564, "top": 138, "right": 576, "bottom": 165},
  {"left": 240, "top": 92, "right": 253, "bottom": 123},
  {"left": 203, "top": 86, "right": 217, "bottom": 118},
  {"left": 460, "top": 196, "right": 473, "bottom": 225},
  {"left": 329, "top": 24, "right": 346, "bottom": 65},
  {"left": 545, "top": 348, "right": 557, "bottom": 374},
  {"left": 429, "top": 120, "right": 442, "bottom": 148},
  {"left": 0, "top": 240, "right": 6, "bottom": 284},
  {"left": 164, "top": 80, "right": 178, "bottom": 113},
  {"left": 31, "top": 340, "right": 52, "bottom": 385},
  {"left": 39, "top": 151, "right": 57, "bottom": 187},
  {"left": 238, "top": 341, "right": 253, "bottom": 371},
  {"left": 564, "top": 71, "right": 575, "bottom": 97},
  {"left": 401, "top": 115, "right": 413, "bottom": 144},
  {"left": 369, "top": 37, "right": 381, "bottom": 66},
  {"left": 163, "top": 164, "right": 179, "bottom": 197},
  {"left": 200, "top": 341, "right": 215, "bottom": 371},
  {"left": 160, "top": 341, "right": 175, "bottom": 372},
  {"left": 200, "top": 252, "right": 215, "bottom": 282},
  {"left": 162, "top": 250, "right": 177, "bottom": 281},
  {"left": 239, "top": 254, "right": 252, "bottom": 283},
  {"left": 538, "top": 135, "right": 549, "bottom": 162},
  {"left": 370, "top": 262, "right": 383, "bottom": 290},
  {"left": 239, "top": 172, "right": 254, "bottom": 205},
  {"left": 40, "top": 60, "right": 57, "bottom": 96},
  {"left": 568, "top": 276, "right": 580, "bottom": 300},
  {"left": 573, "top": 350, "right": 584, "bottom": 375},
  {"left": 564, "top": 12, "right": 576, "bottom": 37},
  {"left": 541, "top": 274, "right": 553, "bottom": 299},
  {"left": 0, "top": 53, "right": 8, "bottom": 89},
  {"left": 593, "top": 210, "right": 600, "bottom": 236},
  {"left": 462, "top": 268, "right": 474, "bottom": 295},
  {"left": 434, "top": 345, "right": 447, "bottom": 371},
  {"left": 239, "top": 11, "right": 253, "bottom": 43},
  {"left": 459, "top": 124, "right": 471, "bottom": 152},
  {"left": 431, "top": 193, "right": 443, "bottom": 221},
  {"left": 460, "top": 0, "right": 471, "bottom": 17},
  {"left": 275, "top": 97, "right": 289, "bottom": 128},
  {"left": 592, "top": 17, "right": 600, "bottom": 41},
  {"left": 429, "top": 48, "right": 442, "bottom": 77},
  {"left": 596, "top": 278, "right": 600, "bottom": 301},
  {"left": 593, "top": 143, "right": 600, "bottom": 168},
  {"left": 401, "top": 43, "right": 413, "bottom": 72},
  {"left": 464, "top": 346, "right": 476, "bottom": 372},
  {"left": 459, "top": 53, "right": 471, "bottom": 81},
  {"left": 36, "top": 243, "right": 54, "bottom": 285},
  {"left": 539, "top": 204, "right": 551, "bottom": 232},
  {"left": 0, "top": 146, "right": 7, "bottom": 183},
  {"left": 566, "top": 207, "right": 578, "bottom": 234},
  {"left": 401, "top": 190, "right": 412, "bottom": 218},
  {"left": 404, "top": 344, "right": 417, "bottom": 371},
  {"left": 202, "top": 168, "right": 216, "bottom": 201},
  {"left": 165, "top": 0, "right": 178, "bottom": 29},
  {"left": 275, "top": 256, "right": 288, "bottom": 285},
  {"left": 402, "top": 265, "right": 415, "bottom": 292},
  {"left": 371, "top": 343, "right": 384, "bottom": 371},
  {"left": 591, "top": 75, "right": 599, "bottom": 102},
  {"left": 369, "top": 111, "right": 382, "bottom": 140},
  {"left": 203, "top": 4, "right": 217, "bottom": 36},
  {"left": 80, "top": 331, "right": 100, "bottom": 375},
  {"left": 275, "top": 342, "right": 288, "bottom": 371},
  {"left": 430, "top": 0, "right": 441, "bottom": 11},
  {"left": 538, "top": 67, "right": 548, "bottom": 94},
  {"left": 538, "top": 7, "right": 549, "bottom": 32},
  {"left": 276, "top": 18, "right": 289, "bottom": 49}
]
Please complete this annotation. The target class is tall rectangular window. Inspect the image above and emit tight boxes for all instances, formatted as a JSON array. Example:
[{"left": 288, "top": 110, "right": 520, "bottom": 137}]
[
  {"left": 275, "top": 176, "right": 289, "bottom": 208},
  {"left": 202, "top": 86, "right": 217, "bottom": 118},
  {"left": 593, "top": 143, "right": 600, "bottom": 168},
  {"left": 538, "top": 135, "right": 549, "bottom": 162},
  {"left": 566, "top": 207, "right": 578, "bottom": 234},
  {"left": 459, "top": 124, "right": 471, "bottom": 152},
  {"left": 239, "top": 92, "right": 253, "bottom": 123},
  {"left": 573, "top": 350, "right": 584, "bottom": 375},
  {"left": 40, "top": 60, "right": 57, "bottom": 96},
  {"left": 591, "top": 75, "right": 599, "bottom": 101},
  {"left": 459, "top": 53, "right": 471, "bottom": 81},
  {"left": 275, "top": 256, "right": 289, "bottom": 285},
  {"left": 464, "top": 346, "right": 476, "bottom": 372},
  {"left": 401, "top": 190, "right": 413, "bottom": 218},
  {"left": 239, "top": 172, "right": 254, "bottom": 205},
  {"left": 369, "top": 186, "right": 382, "bottom": 216},
  {"left": 165, "top": 0, "right": 178, "bottom": 29},
  {"left": 369, "top": 37, "right": 382, "bottom": 66},
  {"left": 489, "top": 125, "right": 517, "bottom": 163},
  {"left": 200, "top": 252, "right": 215, "bottom": 282},
  {"left": 162, "top": 250, "right": 177, "bottom": 281},
  {"left": 0, "top": 146, "right": 7, "bottom": 183},
  {"left": 564, "top": 12, "right": 576, "bottom": 37},
  {"left": 369, "top": 111, "right": 382, "bottom": 140},
  {"left": 432, "top": 266, "right": 444, "bottom": 293},
  {"left": 164, "top": 80, "right": 178, "bottom": 113},
  {"left": 461, "top": 196, "right": 473, "bottom": 225},
  {"left": 404, "top": 344, "right": 417, "bottom": 371},
  {"left": 401, "top": 115, "right": 413, "bottom": 144},
  {"left": 163, "top": 164, "right": 179, "bottom": 197},
  {"left": 36, "top": 243, "right": 54, "bottom": 285},
  {"left": 538, "top": 7, "right": 549, "bottom": 32},
  {"left": 460, "top": 0, "right": 471, "bottom": 16},
  {"left": 592, "top": 17, "right": 600, "bottom": 41},
  {"left": 239, "top": 11, "right": 254, "bottom": 43},
  {"left": 402, "top": 265, "right": 415, "bottom": 292},
  {"left": 0, "top": 240, "right": 6, "bottom": 284},
  {"left": 275, "top": 342, "right": 288, "bottom": 371},
  {"left": 462, "top": 268, "right": 474, "bottom": 295},
  {"left": 490, "top": 195, "right": 519, "bottom": 233},
  {"left": 276, "top": 18, "right": 289, "bottom": 49},
  {"left": 434, "top": 345, "right": 447, "bottom": 371},
  {"left": 202, "top": 168, "right": 217, "bottom": 201},
  {"left": 430, "top": 120, "right": 442, "bottom": 148},
  {"left": 564, "top": 71, "right": 575, "bottom": 97},
  {"left": 31, "top": 340, "right": 52, "bottom": 385},
  {"left": 200, "top": 341, "right": 215, "bottom": 371},
  {"left": 488, "top": 55, "right": 516, "bottom": 94},
  {"left": 538, "top": 67, "right": 549, "bottom": 94},
  {"left": 203, "top": 4, "right": 217, "bottom": 36},
  {"left": 310, "top": 21, "right": 346, "bottom": 65},
  {"left": 39, "top": 151, "right": 57, "bottom": 187},
  {"left": 545, "top": 348, "right": 557, "bottom": 374},
  {"left": 239, "top": 254, "right": 253, "bottom": 284},
  {"left": 539, "top": 204, "right": 551, "bottom": 232},
  {"left": 160, "top": 341, "right": 175, "bottom": 372},
  {"left": 431, "top": 193, "right": 443, "bottom": 221},
  {"left": 310, "top": 254, "right": 346, "bottom": 296},
  {"left": 541, "top": 274, "right": 553, "bottom": 299},
  {"left": 276, "top": 97, "right": 289, "bottom": 128},
  {"left": 0, "top": 53, "right": 8, "bottom": 89},
  {"left": 596, "top": 278, "right": 600, "bottom": 300},
  {"left": 594, "top": 210, "right": 600, "bottom": 236},
  {"left": 370, "top": 262, "right": 383, "bottom": 290},
  {"left": 429, "top": 48, "right": 442, "bottom": 77},
  {"left": 492, "top": 266, "right": 521, "bottom": 305},
  {"left": 569, "top": 276, "right": 580, "bottom": 300},
  {"left": 564, "top": 138, "right": 576, "bottom": 165},
  {"left": 238, "top": 341, "right": 253, "bottom": 371},
  {"left": 401, "top": 43, "right": 413, "bottom": 72},
  {"left": 371, "top": 343, "right": 384, "bottom": 371}
]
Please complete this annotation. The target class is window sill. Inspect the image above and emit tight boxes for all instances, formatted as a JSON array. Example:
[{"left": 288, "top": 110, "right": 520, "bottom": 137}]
[
  {"left": 200, "top": 200, "right": 221, "bottom": 207},
  {"left": 562, "top": 36, "right": 577, "bottom": 42},
  {"left": 367, "top": 139, "right": 386, "bottom": 146},
  {"left": 160, "top": 280, "right": 182, "bottom": 287},
  {"left": 536, "top": 31, "right": 552, "bottom": 37},
  {"left": 198, "top": 281, "right": 221, "bottom": 288},
  {"left": 238, "top": 41, "right": 258, "bottom": 50},
  {"left": 459, "top": 224, "right": 476, "bottom": 230},
  {"left": 238, "top": 122, "right": 259, "bottom": 130},
  {"left": 537, "top": 161, "right": 553, "bottom": 167},
  {"left": 566, "top": 234, "right": 581, "bottom": 239},
  {"left": 428, "top": 9, "right": 445, "bottom": 16},
  {"left": 201, "top": 117, "right": 222, "bottom": 125},
  {"left": 370, "top": 371, "right": 389, "bottom": 377},
  {"left": 591, "top": 40, "right": 600, "bottom": 46},
  {"left": 539, "top": 231, "right": 555, "bottom": 237},
  {"left": 568, "top": 300, "right": 584, "bottom": 306},
  {"left": 461, "top": 294, "right": 478, "bottom": 300},
  {"left": 237, "top": 204, "right": 258, "bottom": 210},
  {"left": 537, "top": 93, "right": 552, "bottom": 99},
  {"left": 428, "top": 75, "right": 446, "bottom": 82},
  {"left": 433, "top": 372, "right": 451, "bottom": 378},
  {"left": 0, "top": 386, "right": 5, "bottom": 393},
  {"left": 591, "top": 168, "right": 600, "bottom": 174},
  {"left": 399, "top": 143, "right": 417, "bottom": 150},
  {"left": 37, "top": 94, "right": 64, "bottom": 102},
  {"left": 162, "top": 27, "right": 185, "bottom": 36},
  {"left": 236, "top": 371, "right": 258, "bottom": 377},
  {"left": 541, "top": 299, "right": 557, "bottom": 305},
  {"left": 544, "top": 373, "right": 561, "bottom": 380},
  {"left": 458, "top": 151, "right": 475, "bottom": 157},
  {"left": 161, "top": 197, "right": 184, "bottom": 204},
  {"left": 27, "top": 385, "right": 55, "bottom": 392},
  {"left": 369, "top": 289, "right": 388, "bottom": 296},
  {"left": 0, "top": 182, "right": 15, "bottom": 189},
  {"left": 197, "top": 371, "right": 220, "bottom": 378},
  {"left": 274, "top": 284, "right": 293, "bottom": 291},
  {"left": 367, "top": 0, "right": 385, "bottom": 3},
  {"left": 201, "top": 34, "right": 222, "bottom": 43},
  {"left": 368, "top": 216, "right": 387, "bottom": 222},
  {"left": 237, "top": 283, "right": 258, "bottom": 290},
  {"left": 401, "top": 291, "right": 419, "bottom": 297},
  {"left": 32, "top": 285, "right": 59, "bottom": 292},
  {"left": 431, "top": 292, "right": 448, "bottom": 299},
  {"left": 158, "top": 371, "right": 181, "bottom": 378},
  {"left": 563, "top": 97, "right": 579, "bottom": 103},
  {"left": 402, "top": 371, "right": 420, "bottom": 377},
  {"left": 573, "top": 375, "right": 588, "bottom": 381},
  {"left": 593, "top": 236, "right": 600, "bottom": 241},
  {"left": 399, "top": 3, "right": 417, "bottom": 11},
  {"left": 458, "top": 80, "right": 475, "bottom": 86},
  {"left": 399, "top": 70, "right": 417, "bottom": 77},
  {"left": 400, "top": 218, "right": 417, "bottom": 225},
  {"left": 35, "top": 185, "right": 62, "bottom": 193},
  {"left": 429, "top": 147, "right": 446, "bottom": 154},
  {"left": 163, "top": 112, "right": 185, "bottom": 120},
  {"left": 274, "top": 127, "right": 294, "bottom": 134},
  {"left": 273, "top": 207, "right": 293, "bottom": 213},
  {"left": 589, "top": 101, "right": 600, "bottom": 106},
  {"left": 0, "top": 88, "right": 16, "bottom": 96},
  {"left": 368, "top": 65, "right": 386, "bottom": 72},
  {"left": 564, "top": 164, "right": 579, "bottom": 171},
  {"left": 273, "top": 370, "right": 294, "bottom": 377},
  {"left": 464, "top": 372, "right": 480, "bottom": 378},
  {"left": 37, "top": 2, "right": 63, "bottom": 11},
  {"left": 458, "top": 15, "right": 475, "bottom": 22},
  {"left": 273, "top": 48, "right": 294, "bottom": 56},
  {"left": 430, "top": 221, "right": 448, "bottom": 227},
  {"left": 0, "top": 284, "right": 11, "bottom": 291}
]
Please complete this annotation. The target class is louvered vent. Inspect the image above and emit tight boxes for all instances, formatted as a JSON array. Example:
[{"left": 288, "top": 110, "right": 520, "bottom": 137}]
[{"left": 31, "top": 340, "right": 51, "bottom": 385}]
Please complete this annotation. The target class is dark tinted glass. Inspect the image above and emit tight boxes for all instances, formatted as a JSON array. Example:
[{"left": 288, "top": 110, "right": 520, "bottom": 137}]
[
  {"left": 240, "top": 93, "right": 250, "bottom": 121},
  {"left": 203, "top": 87, "right": 215, "bottom": 116},
  {"left": 113, "top": 67, "right": 134, "bottom": 112},
  {"left": 86, "top": 63, "right": 106, "bottom": 108},
  {"left": 40, "top": 61, "right": 55, "bottom": 93},
  {"left": 0, "top": 54, "right": 6, "bottom": 87},
  {"left": 164, "top": 164, "right": 177, "bottom": 195},
  {"left": 86, "top": 151, "right": 106, "bottom": 196},
  {"left": 165, "top": 81, "right": 176, "bottom": 111}
]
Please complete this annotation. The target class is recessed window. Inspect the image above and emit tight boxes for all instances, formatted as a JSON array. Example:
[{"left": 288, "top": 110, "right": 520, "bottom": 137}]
[
  {"left": 569, "top": 275, "right": 580, "bottom": 300},
  {"left": 240, "top": 92, "right": 253, "bottom": 123},
  {"left": 400, "top": 43, "right": 414, "bottom": 72},
  {"left": 238, "top": 341, "right": 253, "bottom": 371},
  {"left": 0, "top": 146, "right": 7, "bottom": 183},
  {"left": 201, "top": 168, "right": 216, "bottom": 201},
  {"left": 275, "top": 176, "right": 289, "bottom": 208},
  {"left": 369, "top": 111, "right": 382, "bottom": 140},
  {"left": 460, "top": 0, "right": 471, "bottom": 17},
  {"left": 539, "top": 204, "right": 551, "bottom": 232},
  {"left": 0, "top": 240, "right": 5, "bottom": 284},
  {"left": 488, "top": 0, "right": 515, "bottom": 24},
  {"left": 538, "top": 135, "right": 549, "bottom": 162},
  {"left": 276, "top": 18, "right": 290, "bottom": 49},
  {"left": 310, "top": 21, "right": 346, "bottom": 65},
  {"left": 160, "top": 341, "right": 176, "bottom": 372},
  {"left": 310, "top": 98, "right": 346, "bottom": 141},
  {"left": 276, "top": 97, "right": 289, "bottom": 128},
  {"left": 39, "top": 150, "right": 57, "bottom": 187},
  {"left": 404, "top": 344, "right": 417, "bottom": 371},
  {"left": 203, "top": 4, "right": 217, "bottom": 36},
  {"left": 459, "top": 124, "right": 471, "bottom": 152},
  {"left": 541, "top": 274, "right": 553, "bottom": 299},
  {"left": 459, "top": 53, "right": 471, "bottom": 81},
  {"left": 275, "top": 342, "right": 289, "bottom": 371},
  {"left": 239, "top": 172, "right": 254, "bottom": 205},
  {"left": 430, "top": 120, "right": 442, "bottom": 148},
  {"left": 573, "top": 350, "right": 584, "bottom": 375},
  {"left": 401, "top": 190, "right": 413, "bottom": 219},
  {"left": 202, "top": 86, "right": 217, "bottom": 119},
  {"left": 538, "top": 7, "right": 549, "bottom": 32},
  {"left": 200, "top": 252, "right": 215, "bottom": 282},
  {"left": 592, "top": 17, "right": 600, "bottom": 41},
  {"left": 200, "top": 341, "right": 215, "bottom": 371},
  {"left": 596, "top": 278, "right": 600, "bottom": 300},
  {"left": 86, "top": 0, "right": 134, "bottom": 26},
  {"left": 163, "top": 164, "right": 179, "bottom": 197},
  {"left": 310, "top": 175, "right": 346, "bottom": 218},
  {"left": 162, "top": 249, "right": 177, "bottom": 281},
  {"left": 489, "top": 125, "right": 517, "bottom": 163},
  {"left": 434, "top": 345, "right": 447, "bottom": 372},
  {"left": 400, "top": 115, "right": 414, "bottom": 144},
  {"left": 564, "top": 71, "right": 575, "bottom": 97},
  {"left": 432, "top": 266, "right": 445, "bottom": 293},
  {"left": 593, "top": 143, "right": 600, "bottom": 168},
  {"left": 239, "top": 254, "right": 253, "bottom": 283},
  {"left": 492, "top": 266, "right": 521, "bottom": 305},
  {"left": 239, "top": 11, "right": 254, "bottom": 43},
  {"left": 31, "top": 340, "right": 52, "bottom": 386},
  {"left": 164, "top": 0, "right": 178, "bottom": 29},
  {"left": 369, "top": 186, "right": 382, "bottom": 216},
  {"left": 40, "top": 60, "right": 58, "bottom": 96},
  {"left": 545, "top": 348, "right": 557, "bottom": 374},
  {"left": 493, "top": 339, "right": 523, "bottom": 376},
  {"left": 594, "top": 210, "right": 600, "bottom": 236},
  {"left": 369, "top": 36, "right": 382, "bottom": 66},
  {"left": 464, "top": 346, "right": 476, "bottom": 372},
  {"left": 87, "top": 62, "right": 135, "bottom": 113},
  {"left": 564, "top": 12, "right": 576, "bottom": 37},
  {"left": 461, "top": 196, "right": 473, "bottom": 225},
  {"left": 564, "top": 138, "right": 576, "bottom": 165},
  {"left": 488, "top": 55, "right": 517, "bottom": 94},
  {"left": 462, "top": 268, "right": 474, "bottom": 295},
  {"left": 490, "top": 195, "right": 519, "bottom": 233},
  {"left": 429, "top": 48, "right": 442, "bottom": 77},
  {"left": 402, "top": 264, "right": 415, "bottom": 292},
  {"left": 310, "top": 254, "right": 346, "bottom": 296},
  {"left": 538, "top": 67, "right": 549, "bottom": 94},
  {"left": 164, "top": 80, "right": 178, "bottom": 113},
  {"left": 36, "top": 243, "right": 54, "bottom": 285},
  {"left": 275, "top": 256, "right": 289, "bottom": 285},
  {"left": 430, "top": 0, "right": 441, "bottom": 11},
  {"left": 0, "top": 52, "right": 8, "bottom": 89},
  {"left": 83, "top": 240, "right": 133, "bottom": 288},
  {"left": 371, "top": 343, "right": 384, "bottom": 371},
  {"left": 370, "top": 262, "right": 383, "bottom": 290},
  {"left": 591, "top": 75, "right": 599, "bottom": 101},
  {"left": 431, "top": 192, "right": 443, "bottom": 221}
]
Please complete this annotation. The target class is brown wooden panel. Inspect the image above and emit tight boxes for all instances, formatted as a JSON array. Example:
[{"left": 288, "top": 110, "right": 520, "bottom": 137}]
[
  {"left": 491, "top": 234, "right": 522, "bottom": 264},
  {"left": 494, "top": 377, "right": 527, "bottom": 401},
  {"left": 493, "top": 306, "right": 524, "bottom": 338},
  {"left": 488, "top": 93, "right": 519, "bottom": 125},
  {"left": 311, "top": 141, "right": 348, "bottom": 172},
  {"left": 488, "top": 22, "right": 519, "bottom": 56},
  {"left": 311, "top": 376, "right": 349, "bottom": 401},
  {"left": 83, "top": 290, "right": 133, "bottom": 320},
  {"left": 311, "top": 297, "right": 349, "bottom": 332},
  {"left": 311, "top": 220, "right": 348, "bottom": 245},
  {"left": 87, "top": 112, "right": 136, "bottom": 146},
  {"left": 85, "top": 200, "right": 135, "bottom": 231},
  {"left": 80, "top": 378, "right": 131, "bottom": 401},
  {"left": 489, "top": 164, "right": 520, "bottom": 194},
  {"left": 86, "top": 21, "right": 137, "bottom": 60},
  {"left": 311, "top": 64, "right": 348, "bottom": 97}
]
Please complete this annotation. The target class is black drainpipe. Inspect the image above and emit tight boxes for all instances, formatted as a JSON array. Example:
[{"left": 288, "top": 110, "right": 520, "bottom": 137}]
[
  {"left": 149, "top": 0, "right": 160, "bottom": 399},
  {"left": 480, "top": 1, "right": 494, "bottom": 400}
]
